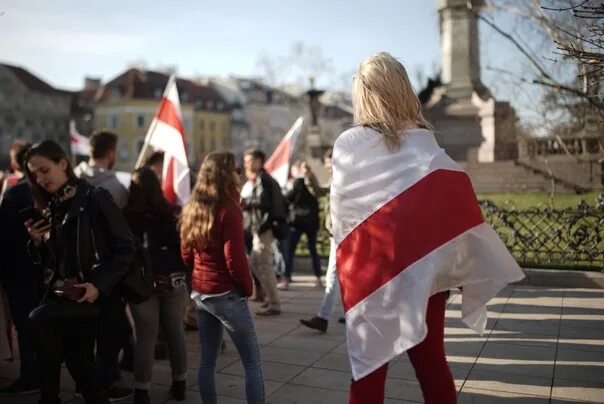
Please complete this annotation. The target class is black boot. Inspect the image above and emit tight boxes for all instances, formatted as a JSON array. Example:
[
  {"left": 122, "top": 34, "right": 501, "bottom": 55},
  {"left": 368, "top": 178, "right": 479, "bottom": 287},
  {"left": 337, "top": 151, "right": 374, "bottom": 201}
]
[
  {"left": 170, "top": 381, "right": 185, "bottom": 401},
  {"left": 300, "top": 316, "right": 328, "bottom": 332}
]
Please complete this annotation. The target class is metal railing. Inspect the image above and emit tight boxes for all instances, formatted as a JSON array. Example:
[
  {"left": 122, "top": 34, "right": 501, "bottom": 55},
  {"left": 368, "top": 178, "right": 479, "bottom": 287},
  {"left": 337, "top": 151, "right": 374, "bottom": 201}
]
[{"left": 296, "top": 195, "right": 604, "bottom": 271}]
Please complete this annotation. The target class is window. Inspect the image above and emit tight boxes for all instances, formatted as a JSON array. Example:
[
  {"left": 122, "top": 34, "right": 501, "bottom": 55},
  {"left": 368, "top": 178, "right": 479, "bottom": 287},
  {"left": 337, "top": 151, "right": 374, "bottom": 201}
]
[
  {"left": 154, "top": 88, "right": 162, "bottom": 98},
  {"left": 184, "top": 118, "right": 192, "bottom": 133},
  {"left": 217, "top": 102, "right": 224, "bottom": 111},
  {"left": 181, "top": 92, "right": 188, "bottom": 102},
  {"left": 110, "top": 115, "right": 118, "bottom": 129},
  {"left": 207, "top": 101, "right": 214, "bottom": 109},
  {"left": 119, "top": 139, "right": 129, "bottom": 160},
  {"left": 199, "top": 120, "right": 205, "bottom": 131},
  {"left": 209, "top": 121, "right": 216, "bottom": 133},
  {"left": 137, "top": 114, "right": 145, "bottom": 128}
]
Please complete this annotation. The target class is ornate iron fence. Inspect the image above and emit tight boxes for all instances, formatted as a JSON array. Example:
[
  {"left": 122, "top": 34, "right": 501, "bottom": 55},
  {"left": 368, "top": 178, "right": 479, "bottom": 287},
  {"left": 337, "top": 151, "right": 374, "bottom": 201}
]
[
  {"left": 479, "top": 196, "right": 604, "bottom": 271},
  {"left": 298, "top": 195, "right": 604, "bottom": 271}
]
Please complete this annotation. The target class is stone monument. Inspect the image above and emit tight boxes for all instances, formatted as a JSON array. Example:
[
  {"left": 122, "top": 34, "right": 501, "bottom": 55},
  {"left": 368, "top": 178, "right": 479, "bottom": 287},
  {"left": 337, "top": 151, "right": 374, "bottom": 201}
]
[{"left": 424, "top": 0, "right": 518, "bottom": 162}]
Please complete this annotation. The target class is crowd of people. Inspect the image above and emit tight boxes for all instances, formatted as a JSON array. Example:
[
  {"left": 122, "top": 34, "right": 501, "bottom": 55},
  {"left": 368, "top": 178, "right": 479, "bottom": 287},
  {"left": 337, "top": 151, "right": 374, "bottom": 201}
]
[
  {"left": 0, "top": 127, "right": 338, "bottom": 404},
  {"left": 0, "top": 52, "right": 524, "bottom": 404}
]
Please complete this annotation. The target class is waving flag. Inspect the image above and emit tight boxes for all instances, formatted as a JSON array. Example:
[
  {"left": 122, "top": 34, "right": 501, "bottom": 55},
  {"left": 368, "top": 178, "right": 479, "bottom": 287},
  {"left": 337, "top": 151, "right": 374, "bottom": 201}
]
[
  {"left": 137, "top": 75, "right": 190, "bottom": 205},
  {"left": 330, "top": 127, "right": 525, "bottom": 380},
  {"left": 69, "top": 120, "right": 90, "bottom": 156},
  {"left": 265, "top": 116, "right": 303, "bottom": 187}
]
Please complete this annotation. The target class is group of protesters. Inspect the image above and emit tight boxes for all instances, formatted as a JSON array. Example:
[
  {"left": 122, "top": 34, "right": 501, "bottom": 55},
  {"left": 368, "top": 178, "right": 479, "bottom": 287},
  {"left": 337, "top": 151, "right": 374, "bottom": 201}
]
[
  {"left": 0, "top": 125, "right": 340, "bottom": 404},
  {"left": 0, "top": 52, "right": 526, "bottom": 404}
]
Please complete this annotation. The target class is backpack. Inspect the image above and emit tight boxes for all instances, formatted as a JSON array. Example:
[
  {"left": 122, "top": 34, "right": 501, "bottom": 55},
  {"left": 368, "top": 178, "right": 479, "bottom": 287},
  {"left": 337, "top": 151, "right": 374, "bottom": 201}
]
[
  {"left": 88, "top": 188, "right": 154, "bottom": 304},
  {"left": 266, "top": 174, "right": 289, "bottom": 240}
]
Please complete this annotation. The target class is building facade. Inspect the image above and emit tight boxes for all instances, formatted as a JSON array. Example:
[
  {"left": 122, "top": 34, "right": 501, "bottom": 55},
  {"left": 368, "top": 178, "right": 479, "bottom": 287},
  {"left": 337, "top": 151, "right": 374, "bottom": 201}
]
[
  {"left": 0, "top": 64, "right": 72, "bottom": 167},
  {"left": 94, "top": 69, "right": 230, "bottom": 171}
]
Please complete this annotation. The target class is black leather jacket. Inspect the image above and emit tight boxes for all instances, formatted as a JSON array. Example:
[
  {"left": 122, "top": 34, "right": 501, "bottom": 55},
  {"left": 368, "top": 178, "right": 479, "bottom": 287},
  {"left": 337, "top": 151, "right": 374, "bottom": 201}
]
[{"left": 28, "top": 180, "right": 135, "bottom": 298}]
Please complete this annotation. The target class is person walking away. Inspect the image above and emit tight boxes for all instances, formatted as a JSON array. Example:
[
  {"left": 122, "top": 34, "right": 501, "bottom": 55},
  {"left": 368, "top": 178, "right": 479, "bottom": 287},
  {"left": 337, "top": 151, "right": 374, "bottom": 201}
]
[
  {"left": 331, "top": 53, "right": 525, "bottom": 404},
  {"left": 300, "top": 147, "right": 345, "bottom": 332}
]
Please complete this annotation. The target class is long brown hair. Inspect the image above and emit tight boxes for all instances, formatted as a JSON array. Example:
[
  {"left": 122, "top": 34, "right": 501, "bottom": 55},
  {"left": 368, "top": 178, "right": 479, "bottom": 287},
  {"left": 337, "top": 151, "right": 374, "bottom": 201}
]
[
  {"left": 179, "top": 152, "right": 237, "bottom": 251},
  {"left": 127, "top": 166, "right": 171, "bottom": 216},
  {"left": 23, "top": 140, "right": 77, "bottom": 209}
]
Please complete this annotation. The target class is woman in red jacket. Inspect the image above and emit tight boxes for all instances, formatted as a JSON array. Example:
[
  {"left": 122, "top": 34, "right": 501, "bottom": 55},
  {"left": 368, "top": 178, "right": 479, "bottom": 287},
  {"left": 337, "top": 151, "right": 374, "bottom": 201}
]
[{"left": 180, "top": 152, "right": 264, "bottom": 404}]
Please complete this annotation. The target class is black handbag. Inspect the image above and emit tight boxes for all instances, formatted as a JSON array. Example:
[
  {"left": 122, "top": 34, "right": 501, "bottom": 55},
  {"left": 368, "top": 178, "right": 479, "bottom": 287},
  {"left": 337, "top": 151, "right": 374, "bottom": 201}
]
[{"left": 120, "top": 237, "right": 154, "bottom": 304}]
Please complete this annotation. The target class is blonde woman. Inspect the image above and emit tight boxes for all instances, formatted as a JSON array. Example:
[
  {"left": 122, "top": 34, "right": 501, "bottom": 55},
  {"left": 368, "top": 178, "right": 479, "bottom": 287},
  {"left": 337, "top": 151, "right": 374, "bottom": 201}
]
[
  {"left": 180, "top": 152, "right": 264, "bottom": 404},
  {"left": 330, "top": 53, "right": 524, "bottom": 404}
]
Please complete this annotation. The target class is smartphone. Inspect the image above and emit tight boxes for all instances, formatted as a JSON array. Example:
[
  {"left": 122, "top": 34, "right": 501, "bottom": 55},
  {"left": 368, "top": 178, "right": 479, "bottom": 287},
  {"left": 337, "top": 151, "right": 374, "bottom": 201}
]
[{"left": 18, "top": 206, "right": 47, "bottom": 224}]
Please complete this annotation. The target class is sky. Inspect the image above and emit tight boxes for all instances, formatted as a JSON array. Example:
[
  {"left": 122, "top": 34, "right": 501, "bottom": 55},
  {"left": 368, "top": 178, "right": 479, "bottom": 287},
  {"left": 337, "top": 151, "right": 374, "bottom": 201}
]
[
  {"left": 0, "top": 0, "right": 544, "bottom": 123},
  {"left": 0, "top": 0, "right": 442, "bottom": 89}
]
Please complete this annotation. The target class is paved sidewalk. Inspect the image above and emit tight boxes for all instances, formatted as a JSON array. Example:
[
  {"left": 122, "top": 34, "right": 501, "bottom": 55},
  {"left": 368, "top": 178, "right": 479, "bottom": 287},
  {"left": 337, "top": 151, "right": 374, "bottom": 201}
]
[{"left": 1, "top": 278, "right": 603, "bottom": 403}]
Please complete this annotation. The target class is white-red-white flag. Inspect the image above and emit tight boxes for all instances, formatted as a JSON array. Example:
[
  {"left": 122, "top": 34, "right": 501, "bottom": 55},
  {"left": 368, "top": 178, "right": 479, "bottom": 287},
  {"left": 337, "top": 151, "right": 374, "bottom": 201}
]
[
  {"left": 143, "top": 75, "right": 190, "bottom": 205},
  {"left": 264, "top": 116, "right": 303, "bottom": 187},
  {"left": 69, "top": 120, "right": 90, "bottom": 156},
  {"left": 331, "top": 127, "right": 525, "bottom": 380}
]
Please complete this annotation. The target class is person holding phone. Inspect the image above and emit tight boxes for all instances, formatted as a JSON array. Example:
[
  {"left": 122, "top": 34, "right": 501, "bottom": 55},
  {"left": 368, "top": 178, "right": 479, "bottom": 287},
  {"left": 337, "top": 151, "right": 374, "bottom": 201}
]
[{"left": 23, "top": 140, "right": 135, "bottom": 404}]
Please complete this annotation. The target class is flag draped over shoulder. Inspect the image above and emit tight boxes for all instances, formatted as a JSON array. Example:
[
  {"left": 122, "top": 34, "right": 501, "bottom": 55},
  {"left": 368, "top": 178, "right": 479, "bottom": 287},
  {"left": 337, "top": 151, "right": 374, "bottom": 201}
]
[
  {"left": 264, "top": 116, "right": 304, "bottom": 188},
  {"left": 144, "top": 75, "right": 190, "bottom": 205},
  {"left": 330, "top": 127, "right": 525, "bottom": 380}
]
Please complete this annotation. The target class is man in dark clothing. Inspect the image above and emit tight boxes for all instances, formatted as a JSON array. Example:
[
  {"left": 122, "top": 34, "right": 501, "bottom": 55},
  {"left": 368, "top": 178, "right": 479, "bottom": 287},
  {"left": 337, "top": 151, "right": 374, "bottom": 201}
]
[{"left": 0, "top": 142, "right": 43, "bottom": 395}]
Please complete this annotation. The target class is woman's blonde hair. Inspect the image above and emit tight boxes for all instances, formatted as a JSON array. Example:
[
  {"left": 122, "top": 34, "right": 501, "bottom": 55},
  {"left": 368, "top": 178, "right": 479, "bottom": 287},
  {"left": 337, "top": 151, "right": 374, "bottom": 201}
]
[
  {"left": 179, "top": 152, "right": 237, "bottom": 251},
  {"left": 352, "top": 52, "right": 432, "bottom": 150}
]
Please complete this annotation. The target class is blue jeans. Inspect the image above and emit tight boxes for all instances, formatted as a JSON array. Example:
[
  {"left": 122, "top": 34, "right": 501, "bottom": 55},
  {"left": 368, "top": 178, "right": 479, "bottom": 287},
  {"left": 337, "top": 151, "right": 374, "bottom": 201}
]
[
  {"left": 318, "top": 238, "right": 340, "bottom": 319},
  {"left": 285, "top": 226, "right": 321, "bottom": 279},
  {"left": 195, "top": 291, "right": 265, "bottom": 404}
]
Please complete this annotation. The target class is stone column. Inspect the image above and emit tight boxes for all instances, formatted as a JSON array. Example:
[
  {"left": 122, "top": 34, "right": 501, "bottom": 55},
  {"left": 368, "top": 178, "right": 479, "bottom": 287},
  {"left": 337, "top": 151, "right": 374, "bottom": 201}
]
[{"left": 438, "top": 0, "right": 485, "bottom": 99}]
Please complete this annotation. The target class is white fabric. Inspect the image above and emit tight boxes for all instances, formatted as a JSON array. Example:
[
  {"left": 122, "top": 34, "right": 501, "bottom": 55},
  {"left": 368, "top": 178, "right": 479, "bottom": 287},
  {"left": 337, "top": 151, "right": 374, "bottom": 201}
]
[
  {"left": 265, "top": 116, "right": 304, "bottom": 188},
  {"left": 331, "top": 126, "right": 525, "bottom": 380},
  {"left": 145, "top": 75, "right": 190, "bottom": 205},
  {"left": 69, "top": 120, "right": 90, "bottom": 156}
]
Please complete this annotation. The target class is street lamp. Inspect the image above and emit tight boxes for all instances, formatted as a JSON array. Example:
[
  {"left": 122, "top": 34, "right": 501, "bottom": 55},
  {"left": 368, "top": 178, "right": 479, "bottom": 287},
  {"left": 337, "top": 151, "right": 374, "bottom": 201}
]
[{"left": 306, "top": 76, "right": 324, "bottom": 158}]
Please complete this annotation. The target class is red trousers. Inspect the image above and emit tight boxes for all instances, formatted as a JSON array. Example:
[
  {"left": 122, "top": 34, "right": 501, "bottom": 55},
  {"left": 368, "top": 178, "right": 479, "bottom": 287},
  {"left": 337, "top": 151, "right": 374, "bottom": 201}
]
[{"left": 349, "top": 291, "right": 456, "bottom": 404}]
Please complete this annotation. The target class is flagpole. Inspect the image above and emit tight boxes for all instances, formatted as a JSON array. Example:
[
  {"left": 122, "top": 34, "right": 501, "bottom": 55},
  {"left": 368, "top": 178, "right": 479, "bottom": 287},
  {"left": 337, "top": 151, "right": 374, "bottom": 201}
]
[{"left": 134, "top": 75, "right": 176, "bottom": 169}]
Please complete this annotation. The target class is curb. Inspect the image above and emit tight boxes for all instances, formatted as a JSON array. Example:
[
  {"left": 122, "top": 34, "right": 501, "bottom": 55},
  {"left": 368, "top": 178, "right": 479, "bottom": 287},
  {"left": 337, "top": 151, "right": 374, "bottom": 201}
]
[{"left": 516, "top": 268, "right": 604, "bottom": 289}]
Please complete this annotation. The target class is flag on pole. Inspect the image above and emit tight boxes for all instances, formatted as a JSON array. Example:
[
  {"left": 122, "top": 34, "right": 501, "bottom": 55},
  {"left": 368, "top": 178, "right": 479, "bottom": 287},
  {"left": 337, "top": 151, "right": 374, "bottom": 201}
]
[
  {"left": 69, "top": 120, "right": 90, "bottom": 156},
  {"left": 140, "top": 75, "right": 190, "bottom": 205},
  {"left": 264, "top": 116, "right": 304, "bottom": 187},
  {"left": 330, "top": 126, "right": 525, "bottom": 381}
]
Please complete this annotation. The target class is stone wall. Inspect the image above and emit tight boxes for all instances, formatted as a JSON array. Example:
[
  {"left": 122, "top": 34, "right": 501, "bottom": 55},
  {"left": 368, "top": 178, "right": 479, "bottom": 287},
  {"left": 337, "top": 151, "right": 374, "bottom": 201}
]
[
  {"left": 517, "top": 156, "right": 603, "bottom": 191},
  {"left": 460, "top": 160, "right": 578, "bottom": 194}
]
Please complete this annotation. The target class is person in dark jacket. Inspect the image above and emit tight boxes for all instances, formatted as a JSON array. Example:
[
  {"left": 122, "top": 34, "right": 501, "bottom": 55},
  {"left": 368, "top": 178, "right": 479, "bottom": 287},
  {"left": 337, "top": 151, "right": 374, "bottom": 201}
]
[
  {"left": 281, "top": 160, "right": 323, "bottom": 290},
  {"left": 23, "top": 140, "right": 135, "bottom": 404},
  {"left": 0, "top": 142, "right": 44, "bottom": 395},
  {"left": 241, "top": 149, "right": 285, "bottom": 316},
  {"left": 125, "top": 167, "right": 188, "bottom": 404},
  {"left": 180, "top": 152, "right": 264, "bottom": 404}
]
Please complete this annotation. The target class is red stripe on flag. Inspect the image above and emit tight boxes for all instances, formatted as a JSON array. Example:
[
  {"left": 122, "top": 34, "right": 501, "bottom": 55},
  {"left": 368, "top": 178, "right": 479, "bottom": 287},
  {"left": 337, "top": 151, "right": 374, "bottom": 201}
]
[
  {"left": 156, "top": 97, "right": 185, "bottom": 137},
  {"left": 264, "top": 136, "right": 290, "bottom": 173},
  {"left": 162, "top": 157, "right": 177, "bottom": 204},
  {"left": 337, "top": 169, "right": 484, "bottom": 311}
]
